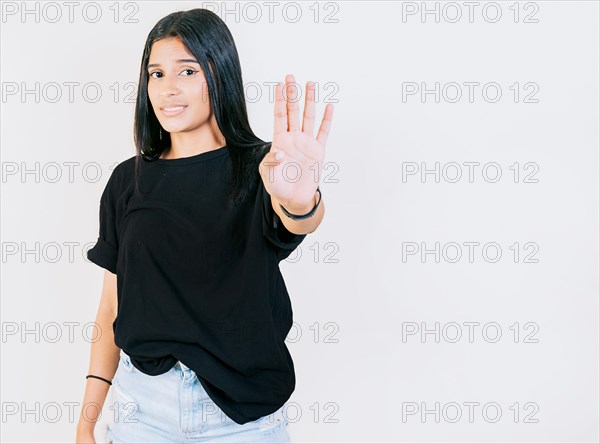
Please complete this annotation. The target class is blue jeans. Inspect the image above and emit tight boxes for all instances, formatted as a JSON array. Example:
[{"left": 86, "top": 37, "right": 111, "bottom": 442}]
[{"left": 104, "top": 349, "right": 291, "bottom": 443}]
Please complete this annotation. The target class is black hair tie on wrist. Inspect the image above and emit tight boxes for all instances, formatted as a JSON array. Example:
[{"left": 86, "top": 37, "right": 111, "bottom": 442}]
[
  {"left": 279, "top": 186, "right": 322, "bottom": 220},
  {"left": 86, "top": 374, "right": 112, "bottom": 386}
]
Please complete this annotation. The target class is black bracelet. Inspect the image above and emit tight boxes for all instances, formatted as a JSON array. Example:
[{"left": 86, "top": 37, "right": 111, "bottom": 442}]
[
  {"left": 86, "top": 374, "right": 112, "bottom": 386},
  {"left": 279, "top": 186, "right": 322, "bottom": 221}
]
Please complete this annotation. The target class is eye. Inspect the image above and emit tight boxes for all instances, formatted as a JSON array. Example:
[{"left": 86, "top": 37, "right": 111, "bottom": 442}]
[{"left": 147, "top": 69, "right": 197, "bottom": 79}]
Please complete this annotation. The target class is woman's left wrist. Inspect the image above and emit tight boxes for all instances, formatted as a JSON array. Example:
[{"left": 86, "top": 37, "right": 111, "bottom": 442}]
[
  {"left": 279, "top": 187, "right": 322, "bottom": 220},
  {"left": 282, "top": 195, "right": 316, "bottom": 215}
]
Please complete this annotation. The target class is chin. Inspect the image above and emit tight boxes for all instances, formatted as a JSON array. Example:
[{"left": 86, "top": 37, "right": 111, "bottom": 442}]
[{"left": 161, "top": 123, "right": 188, "bottom": 134}]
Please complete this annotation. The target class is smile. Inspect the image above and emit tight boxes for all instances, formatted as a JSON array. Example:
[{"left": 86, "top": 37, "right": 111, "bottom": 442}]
[{"left": 161, "top": 105, "right": 187, "bottom": 116}]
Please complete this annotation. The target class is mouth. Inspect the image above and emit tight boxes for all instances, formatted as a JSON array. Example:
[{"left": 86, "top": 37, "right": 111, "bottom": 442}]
[{"left": 160, "top": 105, "right": 187, "bottom": 116}]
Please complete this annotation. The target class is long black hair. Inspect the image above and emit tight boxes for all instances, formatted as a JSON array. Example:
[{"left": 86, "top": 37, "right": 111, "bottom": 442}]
[{"left": 132, "top": 8, "right": 270, "bottom": 206}]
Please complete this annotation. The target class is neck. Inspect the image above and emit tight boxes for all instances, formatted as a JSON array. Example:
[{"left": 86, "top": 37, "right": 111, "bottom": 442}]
[{"left": 161, "top": 121, "right": 225, "bottom": 160}]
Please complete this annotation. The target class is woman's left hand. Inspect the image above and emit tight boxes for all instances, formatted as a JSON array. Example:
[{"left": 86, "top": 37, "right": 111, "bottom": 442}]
[{"left": 258, "top": 74, "right": 334, "bottom": 214}]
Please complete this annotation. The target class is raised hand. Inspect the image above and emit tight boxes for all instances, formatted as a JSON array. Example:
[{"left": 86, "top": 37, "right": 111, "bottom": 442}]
[{"left": 258, "top": 74, "right": 334, "bottom": 214}]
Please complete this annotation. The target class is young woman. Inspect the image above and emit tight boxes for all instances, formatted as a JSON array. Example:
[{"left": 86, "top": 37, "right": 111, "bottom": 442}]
[{"left": 76, "top": 8, "right": 333, "bottom": 444}]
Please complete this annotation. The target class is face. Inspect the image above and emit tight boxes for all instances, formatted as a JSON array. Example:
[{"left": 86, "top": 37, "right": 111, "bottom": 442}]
[{"left": 146, "top": 37, "right": 213, "bottom": 136}]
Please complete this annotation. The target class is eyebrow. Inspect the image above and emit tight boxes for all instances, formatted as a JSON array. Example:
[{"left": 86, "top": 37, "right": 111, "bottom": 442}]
[{"left": 147, "top": 59, "right": 199, "bottom": 69}]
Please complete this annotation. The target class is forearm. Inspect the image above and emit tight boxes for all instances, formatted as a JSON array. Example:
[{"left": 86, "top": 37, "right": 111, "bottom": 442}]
[
  {"left": 271, "top": 190, "right": 325, "bottom": 235},
  {"left": 77, "top": 308, "right": 120, "bottom": 432}
]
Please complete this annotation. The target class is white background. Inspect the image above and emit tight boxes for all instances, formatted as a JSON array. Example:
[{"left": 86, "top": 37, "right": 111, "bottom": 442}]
[{"left": 1, "top": 1, "right": 598, "bottom": 442}]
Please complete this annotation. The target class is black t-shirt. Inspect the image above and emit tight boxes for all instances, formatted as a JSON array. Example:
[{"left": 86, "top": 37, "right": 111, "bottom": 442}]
[{"left": 87, "top": 145, "right": 306, "bottom": 425}]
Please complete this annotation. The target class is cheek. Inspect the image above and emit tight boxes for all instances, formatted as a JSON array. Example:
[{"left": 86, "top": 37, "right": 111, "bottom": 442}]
[
  {"left": 187, "top": 85, "right": 211, "bottom": 114},
  {"left": 147, "top": 85, "right": 159, "bottom": 110},
  {"left": 190, "top": 82, "right": 209, "bottom": 103}
]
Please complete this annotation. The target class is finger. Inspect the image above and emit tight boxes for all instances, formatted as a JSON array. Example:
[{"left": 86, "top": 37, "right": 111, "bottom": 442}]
[
  {"left": 285, "top": 74, "right": 301, "bottom": 132},
  {"left": 273, "top": 82, "right": 287, "bottom": 137},
  {"left": 316, "top": 103, "right": 334, "bottom": 147},
  {"left": 302, "top": 81, "right": 316, "bottom": 136}
]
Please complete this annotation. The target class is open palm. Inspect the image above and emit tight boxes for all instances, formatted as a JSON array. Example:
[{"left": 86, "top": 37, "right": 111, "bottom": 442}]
[{"left": 258, "top": 74, "right": 334, "bottom": 212}]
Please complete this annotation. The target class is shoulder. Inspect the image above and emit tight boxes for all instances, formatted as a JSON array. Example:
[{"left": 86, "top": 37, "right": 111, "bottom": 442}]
[
  {"left": 109, "top": 154, "right": 137, "bottom": 184},
  {"left": 112, "top": 154, "right": 137, "bottom": 176},
  {"left": 101, "top": 154, "right": 137, "bottom": 202}
]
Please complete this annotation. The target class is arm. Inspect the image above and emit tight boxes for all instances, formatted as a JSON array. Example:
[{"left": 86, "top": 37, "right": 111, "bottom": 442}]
[
  {"left": 76, "top": 270, "right": 120, "bottom": 441},
  {"left": 270, "top": 189, "right": 325, "bottom": 235},
  {"left": 259, "top": 74, "right": 333, "bottom": 236}
]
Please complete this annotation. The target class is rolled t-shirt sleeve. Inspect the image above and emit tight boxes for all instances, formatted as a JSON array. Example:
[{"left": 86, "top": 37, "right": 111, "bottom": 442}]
[
  {"left": 260, "top": 180, "right": 307, "bottom": 261},
  {"left": 87, "top": 166, "right": 122, "bottom": 274}
]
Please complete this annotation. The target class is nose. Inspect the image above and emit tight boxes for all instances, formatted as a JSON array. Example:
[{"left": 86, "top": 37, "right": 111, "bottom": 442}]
[{"left": 159, "top": 75, "right": 180, "bottom": 98}]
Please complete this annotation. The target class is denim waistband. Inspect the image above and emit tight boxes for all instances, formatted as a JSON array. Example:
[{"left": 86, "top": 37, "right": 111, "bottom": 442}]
[
  {"left": 119, "top": 349, "right": 192, "bottom": 376},
  {"left": 177, "top": 360, "right": 191, "bottom": 372}
]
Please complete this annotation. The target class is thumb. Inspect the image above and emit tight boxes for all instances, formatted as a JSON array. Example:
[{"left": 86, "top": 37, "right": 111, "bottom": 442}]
[
  {"left": 259, "top": 149, "right": 285, "bottom": 174},
  {"left": 268, "top": 148, "right": 285, "bottom": 161}
]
